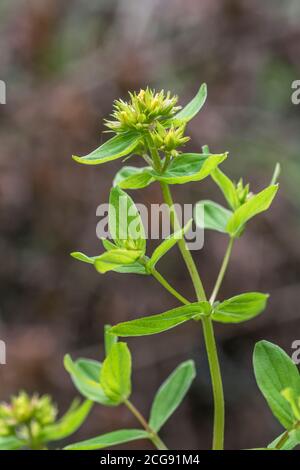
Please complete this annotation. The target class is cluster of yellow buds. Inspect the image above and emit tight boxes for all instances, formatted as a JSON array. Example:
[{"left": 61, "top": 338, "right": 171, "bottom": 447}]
[
  {"left": 151, "top": 123, "right": 190, "bottom": 156},
  {"left": 281, "top": 388, "right": 300, "bottom": 423},
  {"left": 235, "top": 178, "right": 252, "bottom": 205},
  {"left": 105, "top": 88, "right": 181, "bottom": 133},
  {"left": 0, "top": 391, "right": 57, "bottom": 438}
]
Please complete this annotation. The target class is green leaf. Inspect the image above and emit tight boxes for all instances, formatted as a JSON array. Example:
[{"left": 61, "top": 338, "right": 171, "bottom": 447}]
[
  {"left": 211, "top": 168, "right": 240, "bottom": 210},
  {"left": 70, "top": 252, "right": 97, "bottom": 264},
  {"left": 104, "top": 325, "right": 118, "bottom": 356},
  {"left": 64, "top": 429, "right": 149, "bottom": 450},
  {"left": 226, "top": 185, "right": 279, "bottom": 237},
  {"left": 169, "top": 84, "right": 207, "bottom": 123},
  {"left": 149, "top": 360, "right": 196, "bottom": 432},
  {"left": 194, "top": 200, "right": 233, "bottom": 233},
  {"left": 268, "top": 430, "right": 300, "bottom": 450},
  {"left": 113, "top": 166, "right": 154, "bottom": 189},
  {"left": 94, "top": 249, "right": 143, "bottom": 274},
  {"left": 100, "top": 342, "right": 132, "bottom": 404},
  {"left": 40, "top": 400, "right": 92, "bottom": 443},
  {"left": 110, "top": 302, "right": 211, "bottom": 337},
  {"left": 0, "top": 436, "right": 25, "bottom": 450},
  {"left": 111, "top": 262, "right": 148, "bottom": 275},
  {"left": 72, "top": 133, "right": 140, "bottom": 165},
  {"left": 212, "top": 292, "right": 268, "bottom": 324},
  {"left": 147, "top": 220, "right": 192, "bottom": 270},
  {"left": 64, "top": 355, "right": 115, "bottom": 406},
  {"left": 151, "top": 153, "right": 227, "bottom": 185},
  {"left": 253, "top": 341, "right": 300, "bottom": 429},
  {"left": 71, "top": 250, "right": 147, "bottom": 275},
  {"left": 109, "top": 186, "right": 146, "bottom": 252}
]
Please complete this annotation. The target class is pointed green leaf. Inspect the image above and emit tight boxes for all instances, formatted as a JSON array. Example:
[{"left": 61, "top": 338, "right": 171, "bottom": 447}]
[
  {"left": 100, "top": 342, "right": 132, "bottom": 404},
  {"left": 211, "top": 168, "right": 240, "bottom": 210},
  {"left": 195, "top": 200, "right": 233, "bottom": 233},
  {"left": 169, "top": 84, "right": 207, "bottom": 123},
  {"left": 40, "top": 400, "right": 92, "bottom": 442},
  {"left": 64, "top": 355, "right": 115, "bottom": 406},
  {"left": 113, "top": 166, "right": 154, "bottom": 189},
  {"left": 212, "top": 293, "right": 268, "bottom": 324},
  {"left": 72, "top": 133, "right": 140, "bottom": 165},
  {"left": 109, "top": 187, "right": 146, "bottom": 252},
  {"left": 94, "top": 249, "right": 143, "bottom": 274},
  {"left": 0, "top": 436, "right": 25, "bottom": 450},
  {"left": 149, "top": 360, "right": 196, "bottom": 432},
  {"left": 151, "top": 153, "right": 227, "bottom": 185},
  {"left": 110, "top": 302, "right": 211, "bottom": 337},
  {"left": 253, "top": 341, "right": 300, "bottom": 429},
  {"left": 268, "top": 430, "right": 300, "bottom": 450},
  {"left": 64, "top": 429, "right": 149, "bottom": 450},
  {"left": 147, "top": 220, "right": 192, "bottom": 270},
  {"left": 71, "top": 250, "right": 146, "bottom": 275},
  {"left": 111, "top": 263, "right": 148, "bottom": 275},
  {"left": 71, "top": 252, "right": 97, "bottom": 264},
  {"left": 226, "top": 185, "right": 279, "bottom": 237}
]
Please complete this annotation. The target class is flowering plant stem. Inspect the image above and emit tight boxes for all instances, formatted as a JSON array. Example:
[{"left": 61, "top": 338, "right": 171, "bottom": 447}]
[
  {"left": 210, "top": 237, "right": 234, "bottom": 304},
  {"left": 159, "top": 181, "right": 225, "bottom": 450},
  {"left": 124, "top": 399, "right": 168, "bottom": 450}
]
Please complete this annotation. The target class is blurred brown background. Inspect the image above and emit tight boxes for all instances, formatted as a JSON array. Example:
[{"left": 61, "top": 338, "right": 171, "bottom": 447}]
[{"left": 0, "top": 0, "right": 300, "bottom": 450}]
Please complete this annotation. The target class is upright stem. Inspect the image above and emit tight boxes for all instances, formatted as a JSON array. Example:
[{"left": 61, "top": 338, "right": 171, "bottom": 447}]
[
  {"left": 160, "top": 182, "right": 206, "bottom": 301},
  {"left": 159, "top": 181, "right": 225, "bottom": 450},
  {"left": 210, "top": 237, "right": 234, "bottom": 305},
  {"left": 124, "top": 399, "right": 168, "bottom": 450}
]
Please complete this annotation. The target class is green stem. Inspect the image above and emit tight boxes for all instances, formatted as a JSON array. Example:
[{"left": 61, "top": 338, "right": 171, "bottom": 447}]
[
  {"left": 209, "top": 237, "right": 234, "bottom": 305},
  {"left": 159, "top": 181, "right": 225, "bottom": 450},
  {"left": 159, "top": 182, "right": 206, "bottom": 301},
  {"left": 124, "top": 399, "right": 168, "bottom": 450},
  {"left": 151, "top": 267, "right": 190, "bottom": 305}
]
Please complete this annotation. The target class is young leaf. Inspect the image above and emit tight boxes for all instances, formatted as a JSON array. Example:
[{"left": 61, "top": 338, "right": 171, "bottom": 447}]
[
  {"left": 64, "top": 429, "right": 149, "bottom": 450},
  {"left": 94, "top": 249, "right": 143, "bottom": 274},
  {"left": 111, "top": 262, "right": 148, "bottom": 275},
  {"left": 110, "top": 302, "right": 211, "bottom": 337},
  {"left": 211, "top": 168, "right": 240, "bottom": 210},
  {"left": 149, "top": 360, "right": 196, "bottom": 432},
  {"left": 194, "top": 200, "right": 233, "bottom": 234},
  {"left": 253, "top": 341, "right": 300, "bottom": 429},
  {"left": 64, "top": 355, "right": 115, "bottom": 406},
  {"left": 72, "top": 248, "right": 148, "bottom": 275},
  {"left": 72, "top": 133, "right": 140, "bottom": 165},
  {"left": 151, "top": 153, "right": 227, "bottom": 185},
  {"left": 0, "top": 436, "right": 25, "bottom": 450},
  {"left": 147, "top": 220, "right": 192, "bottom": 270},
  {"left": 100, "top": 342, "right": 132, "bottom": 404},
  {"left": 104, "top": 325, "right": 118, "bottom": 356},
  {"left": 109, "top": 186, "right": 146, "bottom": 252},
  {"left": 212, "top": 292, "right": 268, "bottom": 324},
  {"left": 169, "top": 84, "right": 207, "bottom": 123},
  {"left": 268, "top": 430, "right": 300, "bottom": 450},
  {"left": 113, "top": 166, "right": 154, "bottom": 189},
  {"left": 226, "top": 184, "right": 279, "bottom": 237},
  {"left": 40, "top": 400, "right": 92, "bottom": 443},
  {"left": 71, "top": 252, "right": 97, "bottom": 264}
]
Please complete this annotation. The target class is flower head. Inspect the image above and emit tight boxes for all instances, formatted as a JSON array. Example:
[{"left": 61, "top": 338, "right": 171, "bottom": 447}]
[
  {"left": 151, "top": 122, "right": 190, "bottom": 156},
  {"left": 105, "top": 88, "right": 181, "bottom": 133},
  {"left": 0, "top": 391, "right": 57, "bottom": 437}
]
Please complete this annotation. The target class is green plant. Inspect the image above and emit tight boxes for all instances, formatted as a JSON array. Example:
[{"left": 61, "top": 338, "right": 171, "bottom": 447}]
[
  {"left": 63, "top": 327, "right": 196, "bottom": 450},
  {"left": 0, "top": 391, "right": 92, "bottom": 450},
  {"left": 68, "top": 85, "right": 279, "bottom": 450},
  {"left": 253, "top": 341, "right": 300, "bottom": 450},
  {"left": 4, "top": 85, "right": 294, "bottom": 451}
]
